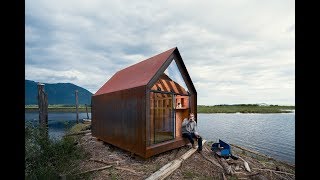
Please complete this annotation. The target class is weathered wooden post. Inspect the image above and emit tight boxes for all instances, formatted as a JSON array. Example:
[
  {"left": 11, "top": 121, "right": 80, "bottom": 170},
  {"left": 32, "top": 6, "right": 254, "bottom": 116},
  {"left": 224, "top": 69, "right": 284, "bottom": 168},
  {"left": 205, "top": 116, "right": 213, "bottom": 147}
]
[
  {"left": 75, "top": 90, "right": 79, "bottom": 123},
  {"left": 37, "top": 83, "right": 48, "bottom": 138},
  {"left": 85, "top": 104, "right": 89, "bottom": 119}
]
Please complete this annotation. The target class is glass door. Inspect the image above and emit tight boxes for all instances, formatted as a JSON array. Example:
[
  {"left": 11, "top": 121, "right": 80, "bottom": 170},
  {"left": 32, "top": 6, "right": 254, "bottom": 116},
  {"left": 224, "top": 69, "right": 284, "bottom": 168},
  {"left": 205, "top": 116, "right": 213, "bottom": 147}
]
[{"left": 150, "top": 92, "right": 175, "bottom": 144}]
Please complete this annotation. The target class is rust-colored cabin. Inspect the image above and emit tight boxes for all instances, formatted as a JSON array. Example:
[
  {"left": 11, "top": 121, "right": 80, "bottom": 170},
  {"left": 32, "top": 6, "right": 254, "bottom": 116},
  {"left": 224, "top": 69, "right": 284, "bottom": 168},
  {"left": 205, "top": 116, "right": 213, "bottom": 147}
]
[{"left": 92, "top": 47, "right": 197, "bottom": 158}]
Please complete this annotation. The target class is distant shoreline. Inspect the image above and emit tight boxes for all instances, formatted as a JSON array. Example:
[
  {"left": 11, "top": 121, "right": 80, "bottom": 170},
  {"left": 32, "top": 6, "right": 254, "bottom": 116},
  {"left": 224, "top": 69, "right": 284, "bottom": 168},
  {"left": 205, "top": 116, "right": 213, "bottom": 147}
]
[
  {"left": 25, "top": 104, "right": 295, "bottom": 113},
  {"left": 25, "top": 107, "right": 91, "bottom": 113},
  {"left": 197, "top": 105, "right": 294, "bottom": 113}
]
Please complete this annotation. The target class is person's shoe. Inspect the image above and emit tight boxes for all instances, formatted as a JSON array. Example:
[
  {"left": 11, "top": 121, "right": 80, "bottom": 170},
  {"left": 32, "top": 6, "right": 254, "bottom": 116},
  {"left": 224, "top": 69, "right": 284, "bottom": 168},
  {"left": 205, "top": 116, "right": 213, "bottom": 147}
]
[
  {"left": 197, "top": 148, "right": 202, "bottom": 152},
  {"left": 192, "top": 144, "right": 197, "bottom": 149}
]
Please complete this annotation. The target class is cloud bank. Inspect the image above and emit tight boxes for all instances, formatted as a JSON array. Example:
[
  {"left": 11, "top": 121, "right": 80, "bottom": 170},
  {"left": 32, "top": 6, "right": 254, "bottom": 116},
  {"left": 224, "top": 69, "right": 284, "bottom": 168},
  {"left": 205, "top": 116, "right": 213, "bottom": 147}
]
[{"left": 26, "top": 0, "right": 295, "bottom": 105}]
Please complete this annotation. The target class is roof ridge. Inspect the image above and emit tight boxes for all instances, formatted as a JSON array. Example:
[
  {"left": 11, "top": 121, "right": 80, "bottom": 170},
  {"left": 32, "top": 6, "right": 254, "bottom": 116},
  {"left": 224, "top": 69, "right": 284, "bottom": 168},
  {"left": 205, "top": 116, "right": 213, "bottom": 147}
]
[{"left": 117, "top": 47, "right": 176, "bottom": 73}]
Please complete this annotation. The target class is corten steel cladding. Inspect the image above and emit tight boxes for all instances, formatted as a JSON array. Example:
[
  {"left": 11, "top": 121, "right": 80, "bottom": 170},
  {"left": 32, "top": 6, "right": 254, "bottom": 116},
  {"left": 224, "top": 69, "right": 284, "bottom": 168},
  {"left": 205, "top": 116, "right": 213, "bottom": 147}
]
[
  {"left": 92, "top": 47, "right": 197, "bottom": 158},
  {"left": 92, "top": 86, "right": 147, "bottom": 157}
]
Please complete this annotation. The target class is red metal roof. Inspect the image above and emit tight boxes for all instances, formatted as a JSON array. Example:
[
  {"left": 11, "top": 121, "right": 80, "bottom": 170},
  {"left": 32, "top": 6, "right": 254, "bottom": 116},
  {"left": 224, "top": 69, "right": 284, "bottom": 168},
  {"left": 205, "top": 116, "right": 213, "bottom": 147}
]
[{"left": 94, "top": 47, "right": 176, "bottom": 96}]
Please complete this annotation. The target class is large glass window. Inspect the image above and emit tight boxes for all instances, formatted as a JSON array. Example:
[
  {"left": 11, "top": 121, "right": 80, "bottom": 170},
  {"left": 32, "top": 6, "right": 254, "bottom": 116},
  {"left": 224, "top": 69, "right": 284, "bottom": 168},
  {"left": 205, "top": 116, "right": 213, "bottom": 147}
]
[
  {"left": 149, "top": 59, "right": 191, "bottom": 145},
  {"left": 164, "top": 59, "right": 189, "bottom": 93},
  {"left": 149, "top": 92, "right": 175, "bottom": 145},
  {"left": 151, "top": 59, "right": 190, "bottom": 95}
]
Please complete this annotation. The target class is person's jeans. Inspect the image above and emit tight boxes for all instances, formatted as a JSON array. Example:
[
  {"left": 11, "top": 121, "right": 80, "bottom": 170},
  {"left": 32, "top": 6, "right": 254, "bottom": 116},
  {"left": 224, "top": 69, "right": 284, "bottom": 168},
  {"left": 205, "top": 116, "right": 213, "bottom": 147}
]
[{"left": 182, "top": 132, "right": 202, "bottom": 151}]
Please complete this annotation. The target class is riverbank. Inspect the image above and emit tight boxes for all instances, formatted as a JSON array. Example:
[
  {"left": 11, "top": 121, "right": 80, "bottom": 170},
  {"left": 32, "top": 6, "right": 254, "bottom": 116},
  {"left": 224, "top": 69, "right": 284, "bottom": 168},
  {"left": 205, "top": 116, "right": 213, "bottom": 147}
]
[
  {"left": 25, "top": 104, "right": 295, "bottom": 113},
  {"left": 25, "top": 105, "right": 91, "bottom": 112},
  {"left": 198, "top": 104, "right": 294, "bottom": 113},
  {"left": 70, "top": 124, "right": 295, "bottom": 179}
]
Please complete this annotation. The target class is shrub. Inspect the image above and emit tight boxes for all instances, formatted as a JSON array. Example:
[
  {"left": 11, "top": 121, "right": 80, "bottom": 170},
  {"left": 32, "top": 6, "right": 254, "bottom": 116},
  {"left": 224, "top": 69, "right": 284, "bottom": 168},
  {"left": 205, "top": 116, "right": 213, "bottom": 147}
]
[{"left": 25, "top": 123, "right": 88, "bottom": 179}]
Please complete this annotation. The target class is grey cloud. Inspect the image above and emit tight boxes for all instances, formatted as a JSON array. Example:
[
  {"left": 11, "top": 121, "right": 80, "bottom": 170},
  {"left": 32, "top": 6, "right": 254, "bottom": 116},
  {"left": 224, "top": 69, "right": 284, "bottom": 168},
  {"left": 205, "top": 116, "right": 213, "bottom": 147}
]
[{"left": 26, "top": 0, "right": 294, "bottom": 105}]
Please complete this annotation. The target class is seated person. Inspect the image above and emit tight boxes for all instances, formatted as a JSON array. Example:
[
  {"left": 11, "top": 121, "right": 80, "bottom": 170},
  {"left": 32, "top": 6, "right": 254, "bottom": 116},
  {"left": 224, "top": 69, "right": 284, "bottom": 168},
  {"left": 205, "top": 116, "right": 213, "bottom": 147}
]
[{"left": 181, "top": 113, "right": 202, "bottom": 151}]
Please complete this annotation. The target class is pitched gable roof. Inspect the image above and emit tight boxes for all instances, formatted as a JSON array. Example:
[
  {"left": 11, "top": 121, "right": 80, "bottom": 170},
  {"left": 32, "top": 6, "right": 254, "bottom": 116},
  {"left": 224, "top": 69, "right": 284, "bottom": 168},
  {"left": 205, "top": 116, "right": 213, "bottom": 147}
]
[{"left": 94, "top": 47, "right": 176, "bottom": 96}]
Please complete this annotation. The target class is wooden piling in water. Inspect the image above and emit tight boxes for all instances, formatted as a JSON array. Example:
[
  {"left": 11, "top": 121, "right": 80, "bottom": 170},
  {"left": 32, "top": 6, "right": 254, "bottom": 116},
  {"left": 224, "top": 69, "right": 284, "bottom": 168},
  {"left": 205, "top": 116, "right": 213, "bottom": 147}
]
[
  {"left": 75, "top": 90, "right": 79, "bottom": 123},
  {"left": 85, "top": 103, "right": 89, "bottom": 119},
  {"left": 37, "top": 83, "right": 48, "bottom": 138}
]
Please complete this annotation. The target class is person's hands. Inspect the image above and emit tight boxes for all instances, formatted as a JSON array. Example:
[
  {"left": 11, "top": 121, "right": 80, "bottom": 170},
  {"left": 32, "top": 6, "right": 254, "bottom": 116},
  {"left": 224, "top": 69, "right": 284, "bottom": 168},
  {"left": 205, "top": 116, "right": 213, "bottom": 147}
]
[{"left": 194, "top": 132, "right": 200, "bottom": 138}]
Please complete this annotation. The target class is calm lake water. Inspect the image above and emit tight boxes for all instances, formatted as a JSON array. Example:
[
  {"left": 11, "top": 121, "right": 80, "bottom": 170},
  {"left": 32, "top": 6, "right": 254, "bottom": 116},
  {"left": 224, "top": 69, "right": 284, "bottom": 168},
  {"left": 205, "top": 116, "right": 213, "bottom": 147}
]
[
  {"left": 25, "top": 112, "right": 294, "bottom": 164},
  {"left": 25, "top": 112, "right": 91, "bottom": 139},
  {"left": 197, "top": 113, "right": 295, "bottom": 164}
]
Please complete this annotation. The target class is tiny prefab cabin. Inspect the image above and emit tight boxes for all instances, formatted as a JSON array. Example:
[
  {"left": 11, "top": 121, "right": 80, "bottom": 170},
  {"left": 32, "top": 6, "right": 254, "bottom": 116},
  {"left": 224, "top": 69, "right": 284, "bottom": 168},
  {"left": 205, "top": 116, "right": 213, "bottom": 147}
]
[{"left": 92, "top": 47, "right": 197, "bottom": 158}]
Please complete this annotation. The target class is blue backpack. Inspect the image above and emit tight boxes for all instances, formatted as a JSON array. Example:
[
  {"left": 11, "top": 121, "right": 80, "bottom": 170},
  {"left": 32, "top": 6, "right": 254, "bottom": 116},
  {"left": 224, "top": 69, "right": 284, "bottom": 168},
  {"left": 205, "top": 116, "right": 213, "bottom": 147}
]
[{"left": 211, "top": 139, "right": 239, "bottom": 160}]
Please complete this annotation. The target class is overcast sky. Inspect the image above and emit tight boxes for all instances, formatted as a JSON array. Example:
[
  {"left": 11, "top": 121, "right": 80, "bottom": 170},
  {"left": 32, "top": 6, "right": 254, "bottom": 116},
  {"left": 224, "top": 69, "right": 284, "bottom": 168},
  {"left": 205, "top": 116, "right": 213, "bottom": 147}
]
[{"left": 26, "top": 0, "right": 295, "bottom": 105}]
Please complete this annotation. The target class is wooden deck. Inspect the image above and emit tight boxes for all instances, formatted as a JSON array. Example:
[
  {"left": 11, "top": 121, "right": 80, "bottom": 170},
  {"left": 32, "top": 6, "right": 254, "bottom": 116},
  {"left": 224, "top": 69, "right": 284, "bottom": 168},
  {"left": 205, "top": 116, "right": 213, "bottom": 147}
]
[{"left": 145, "top": 137, "right": 190, "bottom": 158}]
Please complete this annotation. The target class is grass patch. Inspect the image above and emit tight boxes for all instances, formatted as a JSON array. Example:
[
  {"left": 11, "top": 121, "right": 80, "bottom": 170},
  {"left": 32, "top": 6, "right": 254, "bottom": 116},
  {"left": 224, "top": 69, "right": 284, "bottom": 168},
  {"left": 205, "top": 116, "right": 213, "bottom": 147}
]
[
  {"left": 241, "top": 150, "right": 247, "bottom": 155},
  {"left": 25, "top": 123, "right": 88, "bottom": 179},
  {"left": 197, "top": 104, "right": 294, "bottom": 113},
  {"left": 183, "top": 171, "right": 197, "bottom": 178},
  {"left": 254, "top": 155, "right": 269, "bottom": 162},
  {"left": 69, "top": 123, "right": 91, "bottom": 134},
  {"left": 154, "top": 164, "right": 162, "bottom": 172},
  {"left": 182, "top": 171, "right": 213, "bottom": 180},
  {"left": 110, "top": 169, "right": 118, "bottom": 180},
  {"left": 207, "top": 141, "right": 214, "bottom": 146},
  {"left": 228, "top": 175, "right": 238, "bottom": 180}
]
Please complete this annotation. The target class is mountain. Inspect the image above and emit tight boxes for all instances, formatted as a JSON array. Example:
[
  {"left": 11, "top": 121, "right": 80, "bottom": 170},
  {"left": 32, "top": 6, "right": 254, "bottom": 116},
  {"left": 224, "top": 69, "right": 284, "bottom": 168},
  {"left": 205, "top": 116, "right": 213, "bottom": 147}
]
[{"left": 25, "top": 80, "right": 93, "bottom": 105}]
